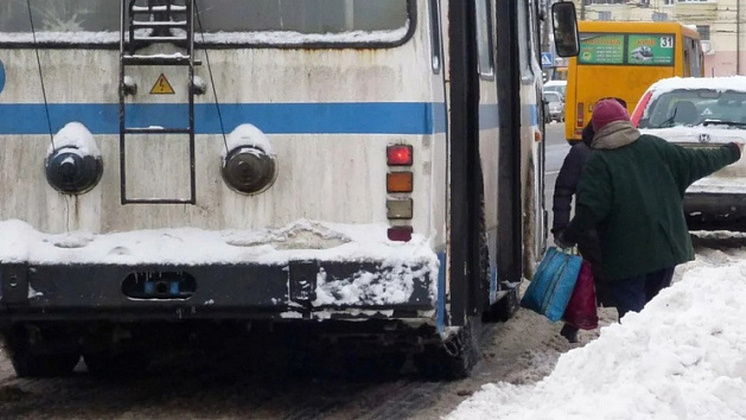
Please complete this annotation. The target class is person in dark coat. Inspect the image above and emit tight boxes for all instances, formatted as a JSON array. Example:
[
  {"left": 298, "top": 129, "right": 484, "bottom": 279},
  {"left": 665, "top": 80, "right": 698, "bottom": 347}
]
[
  {"left": 552, "top": 122, "right": 613, "bottom": 343},
  {"left": 552, "top": 123, "right": 593, "bottom": 240},
  {"left": 557, "top": 98, "right": 742, "bottom": 319}
]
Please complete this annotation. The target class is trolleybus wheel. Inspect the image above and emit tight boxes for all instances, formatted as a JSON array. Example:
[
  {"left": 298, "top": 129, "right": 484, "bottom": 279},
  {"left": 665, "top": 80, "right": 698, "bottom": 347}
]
[
  {"left": 413, "top": 319, "right": 479, "bottom": 381},
  {"left": 4, "top": 327, "right": 80, "bottom": 378},
  {"left": 494, "top": 284, "right": 520, "bottom": 322},
  {"left": 83, "top": 350, "right": 150, "bottom": 378}
]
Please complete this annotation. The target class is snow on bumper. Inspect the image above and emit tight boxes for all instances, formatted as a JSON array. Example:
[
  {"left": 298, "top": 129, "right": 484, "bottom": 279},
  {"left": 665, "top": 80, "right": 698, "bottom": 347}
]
[{"left": 0, "top": 220, "right": 439, "bottom": 320}]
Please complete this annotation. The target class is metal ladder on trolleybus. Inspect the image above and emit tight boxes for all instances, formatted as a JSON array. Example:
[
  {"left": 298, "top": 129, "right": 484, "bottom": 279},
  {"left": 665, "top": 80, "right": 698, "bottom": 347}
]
[{"left": 119, "top": 0, "right": 200, "bottom": 204}]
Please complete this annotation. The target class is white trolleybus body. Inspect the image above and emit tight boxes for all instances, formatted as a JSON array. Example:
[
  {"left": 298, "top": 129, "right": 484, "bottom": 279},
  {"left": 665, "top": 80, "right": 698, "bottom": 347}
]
[{"left": 0, "top": 0, "right": 577, "bottom": 379}]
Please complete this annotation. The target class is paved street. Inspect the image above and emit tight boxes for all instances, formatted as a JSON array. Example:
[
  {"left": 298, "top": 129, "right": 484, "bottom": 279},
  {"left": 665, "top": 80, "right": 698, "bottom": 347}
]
[{"left": 544, "top": 121, "right": 571, "bottom": 233}]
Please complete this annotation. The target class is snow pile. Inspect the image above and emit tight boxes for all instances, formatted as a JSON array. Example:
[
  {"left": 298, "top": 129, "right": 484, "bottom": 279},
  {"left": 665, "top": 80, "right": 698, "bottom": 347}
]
[
  {"left": 447, "top": 250, "right": 746, "bottom": 420},
  {"left": 48, "top": 122, "right": 101, "bottom": 157},
  {"left": 0, "top": 219, "right": 435, "bottom": 266},
  {"left": 222, "top": 123, "right": 275, "bottom": 158}
]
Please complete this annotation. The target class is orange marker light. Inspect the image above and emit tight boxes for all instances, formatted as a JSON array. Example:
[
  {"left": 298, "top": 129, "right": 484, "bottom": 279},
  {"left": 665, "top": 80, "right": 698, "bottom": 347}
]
[
  {"left": 387, "top": 172, "right": 413, "bottom": 193},
  {"left": 387, "top": 145, "right": 413, "bottom": 166}
]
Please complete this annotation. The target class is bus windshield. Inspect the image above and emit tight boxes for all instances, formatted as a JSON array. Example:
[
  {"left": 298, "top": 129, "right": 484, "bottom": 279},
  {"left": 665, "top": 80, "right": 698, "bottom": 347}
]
[{"left": 0, "top": 0, "right": 409, "bottom": 35}]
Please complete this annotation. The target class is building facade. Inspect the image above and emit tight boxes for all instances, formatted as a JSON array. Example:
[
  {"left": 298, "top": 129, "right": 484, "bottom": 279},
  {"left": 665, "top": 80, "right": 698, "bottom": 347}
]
[{"left": 571, "top": 0, "right": 746, "bottom": 76}]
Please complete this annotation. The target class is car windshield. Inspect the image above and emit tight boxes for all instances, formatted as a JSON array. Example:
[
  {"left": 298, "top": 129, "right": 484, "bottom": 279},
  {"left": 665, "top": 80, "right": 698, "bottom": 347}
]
[
  {"left": 544, "top": 85, "right": 565, "bottom": 96},
  {"left": 640, "top": 89, "right": 746, "bottom": 129},
  {"left": 544, "top": 92, "right": 563, "bottom": 103}
]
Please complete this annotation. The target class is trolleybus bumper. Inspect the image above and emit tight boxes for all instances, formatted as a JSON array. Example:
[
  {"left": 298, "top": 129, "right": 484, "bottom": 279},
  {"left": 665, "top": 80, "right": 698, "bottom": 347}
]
[{"left": 0, "top": 261, "right": 436, "bottom": 323}]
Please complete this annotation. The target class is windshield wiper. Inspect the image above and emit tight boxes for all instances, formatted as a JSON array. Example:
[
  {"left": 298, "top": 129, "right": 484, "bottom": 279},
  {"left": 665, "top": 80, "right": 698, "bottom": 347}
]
[
  {"left": 657, "top": 108, "right": 678, "bottom": 128},
  {"left": 702, "top": 119, "right": 746, "bottom": 128}
]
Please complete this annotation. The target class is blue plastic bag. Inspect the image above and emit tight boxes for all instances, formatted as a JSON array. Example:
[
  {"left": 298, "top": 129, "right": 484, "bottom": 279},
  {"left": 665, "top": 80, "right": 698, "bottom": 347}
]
[{"left": 520, "top": 247, "right": 583, "bottom": 322}]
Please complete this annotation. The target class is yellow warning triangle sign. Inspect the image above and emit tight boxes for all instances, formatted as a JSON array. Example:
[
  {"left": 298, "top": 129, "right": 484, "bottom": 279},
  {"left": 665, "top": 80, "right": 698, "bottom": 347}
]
[{"left": 150, "top": 74, "right": 175, "bottom": 94}]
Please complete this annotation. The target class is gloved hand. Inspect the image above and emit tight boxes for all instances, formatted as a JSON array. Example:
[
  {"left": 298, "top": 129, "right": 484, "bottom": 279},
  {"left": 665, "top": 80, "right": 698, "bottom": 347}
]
[{"left": 553, "top": 230, "right": 576, "bottom": 249}]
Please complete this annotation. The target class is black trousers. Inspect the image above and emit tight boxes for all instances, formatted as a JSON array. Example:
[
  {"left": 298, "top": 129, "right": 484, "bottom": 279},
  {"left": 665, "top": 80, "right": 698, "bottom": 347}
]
[{"left": 608, "top": 266, "right": 675, "bottom": 320}]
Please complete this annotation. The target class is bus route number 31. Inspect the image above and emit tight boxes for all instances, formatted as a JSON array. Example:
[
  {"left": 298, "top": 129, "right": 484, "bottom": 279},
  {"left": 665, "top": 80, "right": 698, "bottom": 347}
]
[{"left": 660, "top": 36, "right": 674, "bottom": 48}]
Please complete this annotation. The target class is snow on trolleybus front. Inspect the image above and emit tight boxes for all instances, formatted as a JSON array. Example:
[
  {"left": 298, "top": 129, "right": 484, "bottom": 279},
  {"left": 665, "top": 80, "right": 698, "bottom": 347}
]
[{"left": 0, "top": 0, "right": 578, "bottom": 379}]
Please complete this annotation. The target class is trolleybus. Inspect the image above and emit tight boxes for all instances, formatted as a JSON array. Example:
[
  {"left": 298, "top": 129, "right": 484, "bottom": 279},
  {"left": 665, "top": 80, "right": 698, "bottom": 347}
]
[{"left": 0, "top": 0, "right": 578, "bottom": 379}]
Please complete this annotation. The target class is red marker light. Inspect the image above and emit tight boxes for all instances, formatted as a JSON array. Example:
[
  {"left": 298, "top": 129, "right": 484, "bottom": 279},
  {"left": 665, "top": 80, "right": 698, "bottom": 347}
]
[
  {"left": 387, "top": 145, "right": 413, "bottom": 166},
  {"left": 387, "top": 226, "right": 413, "bottom": 242}
]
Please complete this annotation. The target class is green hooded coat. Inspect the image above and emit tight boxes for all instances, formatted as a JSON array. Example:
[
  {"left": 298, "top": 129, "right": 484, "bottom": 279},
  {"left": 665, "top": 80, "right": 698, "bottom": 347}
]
[{"left": 565, "top": 120, "right": 741, "bottom": 281}]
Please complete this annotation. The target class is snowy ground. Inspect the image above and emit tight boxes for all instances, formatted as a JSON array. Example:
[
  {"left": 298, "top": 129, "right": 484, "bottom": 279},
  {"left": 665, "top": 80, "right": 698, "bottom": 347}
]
[{"left": 447, "top": 236, "right": 746, "bottom": 420}]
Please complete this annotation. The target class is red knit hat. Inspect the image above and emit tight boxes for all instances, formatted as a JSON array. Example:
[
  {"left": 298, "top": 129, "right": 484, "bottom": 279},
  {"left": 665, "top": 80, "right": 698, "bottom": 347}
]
[{"left": 591, "top": 99, "right": 630, "bottom": 131}]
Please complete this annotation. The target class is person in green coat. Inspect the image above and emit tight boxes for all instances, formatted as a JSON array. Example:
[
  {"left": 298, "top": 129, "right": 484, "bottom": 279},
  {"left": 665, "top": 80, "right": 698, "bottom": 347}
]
[{"left": 557, "top": 98, "right": 742, "bottom": 319}]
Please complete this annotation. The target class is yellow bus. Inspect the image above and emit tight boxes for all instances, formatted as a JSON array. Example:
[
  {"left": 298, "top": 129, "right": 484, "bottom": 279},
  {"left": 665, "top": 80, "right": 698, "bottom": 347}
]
[
  {"left": 553, "top": 66, "right": 568, "bottom": 81},
  {"left": 564, "top": 21, "right": 703, "bottom": 143}
]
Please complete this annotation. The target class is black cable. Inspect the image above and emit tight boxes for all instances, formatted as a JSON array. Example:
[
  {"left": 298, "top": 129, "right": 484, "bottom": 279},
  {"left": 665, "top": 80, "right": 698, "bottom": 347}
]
[
  {"left": 193, "top": 0, "right": 229, "bottom": 152},
  {"left": 25, "top": 0, "right": 55, "bottom": 150}
]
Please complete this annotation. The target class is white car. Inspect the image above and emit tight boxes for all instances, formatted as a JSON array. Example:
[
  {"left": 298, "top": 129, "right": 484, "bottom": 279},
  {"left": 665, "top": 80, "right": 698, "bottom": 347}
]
[
  {"left": 543, "top": 91, "right": 565, "bottom": 123},
  {"left": 543, "top": 80, "right": 567, "bottom": 99},
  {"left": 631, "top": 76, "right": 746, "bottom": 230}
]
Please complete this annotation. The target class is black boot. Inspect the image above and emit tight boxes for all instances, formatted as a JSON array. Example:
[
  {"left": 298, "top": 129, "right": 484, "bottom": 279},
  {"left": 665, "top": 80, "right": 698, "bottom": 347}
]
[{"left": 560, "top": 324, "right": 579, "bottom": 343}]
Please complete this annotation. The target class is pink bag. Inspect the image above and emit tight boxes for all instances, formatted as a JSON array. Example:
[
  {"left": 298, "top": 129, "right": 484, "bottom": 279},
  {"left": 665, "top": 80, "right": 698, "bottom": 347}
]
[{"left": 562, "top": 259, "right": 598, "bottom": 330}]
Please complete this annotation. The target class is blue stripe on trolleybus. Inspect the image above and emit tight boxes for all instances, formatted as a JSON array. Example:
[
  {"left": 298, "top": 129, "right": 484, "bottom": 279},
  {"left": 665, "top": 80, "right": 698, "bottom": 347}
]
[{"left": 0, "top": 102, "right": 454, "bottom": 135}]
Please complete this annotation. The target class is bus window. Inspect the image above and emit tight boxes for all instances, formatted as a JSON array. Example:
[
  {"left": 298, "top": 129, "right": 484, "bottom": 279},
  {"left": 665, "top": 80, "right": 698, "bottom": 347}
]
[
  {"left": 475, "top": 0, "right": 494, "bottom": 77},
  {"left": 686, "top": 37, "right": 704, "bottom": 77},
  {"left": 0, "top": 0, "right": 410, "bottom": 44},
  {"left": 429, "top": 0, "right": 441, "bottom": 73},
  {"left": 0, "top": 1, "right": 117, "bottom": 32},
  {"left": 197, "top": 0, "right": 409, "bottom": 33},
  {"left": 548, "top": 66, "right": 567, "bottom": 81},
  {"left": 518, "top": 0, "right": 532, "bottom": 78}
]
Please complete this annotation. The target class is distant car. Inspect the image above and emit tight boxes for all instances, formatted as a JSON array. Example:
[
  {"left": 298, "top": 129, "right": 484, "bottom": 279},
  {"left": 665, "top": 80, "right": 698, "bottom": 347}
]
[
  {"left": 543, "top": 80, "right": 567, "bottom": 99},
  {"left": 543, "top": 91, "right": 565, "bottom": 123},
  {"left": 631, "top": 76, "right": 746, "bottom": 230}
]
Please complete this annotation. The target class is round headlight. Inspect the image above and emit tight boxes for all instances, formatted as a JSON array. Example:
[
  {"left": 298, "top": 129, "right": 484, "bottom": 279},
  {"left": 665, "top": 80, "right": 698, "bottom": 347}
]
[
  {"left": 45, "top": 147, "right": 103, "bottom": 194},
  {"left": 222, "top": 146, "right": 277, "bottom": 195}
]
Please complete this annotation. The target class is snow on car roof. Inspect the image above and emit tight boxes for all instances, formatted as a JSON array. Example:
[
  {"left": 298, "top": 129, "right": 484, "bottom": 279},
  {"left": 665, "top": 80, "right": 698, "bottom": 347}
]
[
  {"left": 649, "top": 76, "right": 746, "bottom": 94},
  {"left": 644, "top": 77, "right": 746, "bottom": 111}
]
